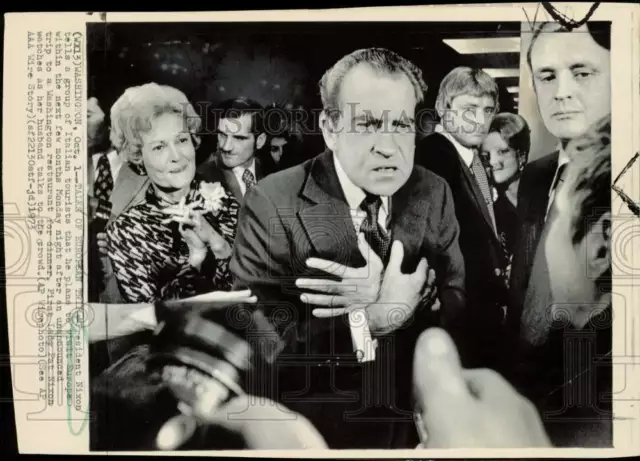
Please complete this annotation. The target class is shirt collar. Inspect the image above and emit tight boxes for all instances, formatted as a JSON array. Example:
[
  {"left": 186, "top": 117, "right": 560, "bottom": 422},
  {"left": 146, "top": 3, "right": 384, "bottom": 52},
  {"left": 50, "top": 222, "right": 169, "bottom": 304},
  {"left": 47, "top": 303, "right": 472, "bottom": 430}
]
[
  {"left": 557, "top": 141, "right": 571, "bottom": 168},
  {"left": 93, "top": 148, "right": 124, "bottom": 169},
  {"left": 332, "top": 153, "right": 389, "bottom": 214},
  {"left": 438, "top": 125, "right": 476, "bottom": 168},
  {"left": 548, "top": 142, "right": 572, "bottom": 199},
  {"left": 232, "top": 157, "right": 256, "bottom": 177}
]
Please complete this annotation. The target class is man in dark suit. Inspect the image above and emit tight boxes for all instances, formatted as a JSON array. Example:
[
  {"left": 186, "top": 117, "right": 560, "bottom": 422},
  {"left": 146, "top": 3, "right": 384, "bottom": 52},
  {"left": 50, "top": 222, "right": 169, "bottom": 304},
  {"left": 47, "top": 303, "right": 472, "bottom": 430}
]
[
  {"left": 229, "top": 47, "right": 466, "bottom": 449},
  {"left": 198, "top": 97, "right": 268, "bottom": 205},
  {"left": 507, "top": 22, "right": 611, "bottom": 341},
  {"left": 512, "top": 119, "right": 612, "bottom": 447},
  {"left": 415, "top": 67, "right": 506, "bottom": 369}
]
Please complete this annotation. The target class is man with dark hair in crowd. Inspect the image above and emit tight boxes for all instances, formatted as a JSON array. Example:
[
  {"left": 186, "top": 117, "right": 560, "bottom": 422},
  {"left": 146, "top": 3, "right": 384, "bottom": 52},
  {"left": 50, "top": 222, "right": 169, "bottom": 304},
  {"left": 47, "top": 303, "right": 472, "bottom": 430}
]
[
  {"left": 198, "top": 97, "right": 268, "bottom": 204},
  {"left": 505, "top": 21, "right": 612, "bottom": 447},
  {"left": 508, "top": 22, "right": 611, "bottom": 337},
  {"left": 228, "top": 46, "right": 466, "bottom": 449}
]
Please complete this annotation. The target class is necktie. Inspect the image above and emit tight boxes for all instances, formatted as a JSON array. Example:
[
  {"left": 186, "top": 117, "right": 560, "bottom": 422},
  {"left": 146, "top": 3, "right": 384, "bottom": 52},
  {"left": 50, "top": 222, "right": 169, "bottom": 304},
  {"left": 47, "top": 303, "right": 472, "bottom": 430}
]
[
  {"left": 360, "top": 194, "right": 391, "bottom": 265},
  {"left": 242, "top": 169, "right": 256, "bottom": 194},
  {"left": 470, "top": 152, "right": 497, "bottom": 233},
  {"left": 521, "top": 163, "right": 569, "bottom": 346},
  {"left": 94, "top": 153, "right": 113, "bottom": 202}
]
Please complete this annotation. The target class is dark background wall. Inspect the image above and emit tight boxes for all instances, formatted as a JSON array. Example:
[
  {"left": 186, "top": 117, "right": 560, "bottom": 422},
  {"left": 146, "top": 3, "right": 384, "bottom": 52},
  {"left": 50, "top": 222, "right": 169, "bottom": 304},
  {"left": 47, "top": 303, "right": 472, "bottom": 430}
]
[{"left": 87, "top": 21, "right": 521, "bottom": 162}]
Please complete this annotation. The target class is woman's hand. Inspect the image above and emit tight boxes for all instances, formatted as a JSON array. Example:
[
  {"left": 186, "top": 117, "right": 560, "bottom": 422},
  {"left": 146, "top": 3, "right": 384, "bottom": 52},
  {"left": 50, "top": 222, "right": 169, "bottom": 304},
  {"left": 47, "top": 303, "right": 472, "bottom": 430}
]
[{"left": 163, "top": 201, "right": 232, "bottom": 263}]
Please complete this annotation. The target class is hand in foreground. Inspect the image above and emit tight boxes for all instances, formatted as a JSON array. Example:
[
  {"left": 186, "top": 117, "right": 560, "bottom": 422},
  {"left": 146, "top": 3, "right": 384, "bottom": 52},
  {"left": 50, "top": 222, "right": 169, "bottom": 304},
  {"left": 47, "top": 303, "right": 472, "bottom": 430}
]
[
  {"left": 96, "top": 232, "right": 108, "bottom": 256},
  {"left": 366, "top": 240, "right": 436, "bottom": 335},
  {"left": 297, "top": 234, "right": 383, "bottom": 317},
  {"left": 413, "top": 327, "right": 551, "bottom": 448},
  {"left": 157, "top": 396, "right": 328, "bottom": 450},
  {"left": 88, "top": 290, "right": 257, "bottom": 343}
]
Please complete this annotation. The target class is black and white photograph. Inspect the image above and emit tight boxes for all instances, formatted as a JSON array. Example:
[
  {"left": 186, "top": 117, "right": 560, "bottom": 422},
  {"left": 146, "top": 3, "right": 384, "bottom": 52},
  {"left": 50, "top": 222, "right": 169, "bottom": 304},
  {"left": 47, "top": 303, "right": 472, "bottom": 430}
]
[{"left": 84, "top": 18, "right": 613, "bottom": 451}]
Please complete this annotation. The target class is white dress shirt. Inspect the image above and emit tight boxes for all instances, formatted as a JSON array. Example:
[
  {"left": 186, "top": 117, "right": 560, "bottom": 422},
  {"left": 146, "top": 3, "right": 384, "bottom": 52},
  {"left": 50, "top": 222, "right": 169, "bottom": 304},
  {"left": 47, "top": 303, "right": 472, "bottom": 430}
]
[
  {"left": 232, "top": 158, "right": 257, "bottom": 196},
  {"left": 333, "top": 154, "right": 390, "bottom": 233},
  {"left": 92, "top": 149, "right": 125, "bottom": 187},
  {"left": 438, "top": 125, "right": 475, "bottom": 168},
  {"left": 332, "top": 153, "right": 386, "bottom": 362}
]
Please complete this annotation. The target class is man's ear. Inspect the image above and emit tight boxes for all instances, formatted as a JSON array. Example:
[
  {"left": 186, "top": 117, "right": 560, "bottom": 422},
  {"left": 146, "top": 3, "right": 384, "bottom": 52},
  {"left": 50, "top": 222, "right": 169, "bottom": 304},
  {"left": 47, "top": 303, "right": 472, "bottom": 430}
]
[
  {"left": 586, "top": 211, "right": 611, "bottom": 280},
  {"left": 434, "top": 100, "right": 445, "bottom": 120},
  {"left": 256, "top": 132, "right": 267, "bottom": 151},
  {"left": 319, "top": 110, "right": 338, "bottom": 152}
]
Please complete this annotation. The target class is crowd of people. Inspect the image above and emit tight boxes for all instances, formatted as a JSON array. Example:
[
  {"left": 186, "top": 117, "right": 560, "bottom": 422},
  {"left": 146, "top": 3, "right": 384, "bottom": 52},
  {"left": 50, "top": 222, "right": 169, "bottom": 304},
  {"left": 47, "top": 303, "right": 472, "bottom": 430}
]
[{"left": 87, "top": 22, "right": 613, "bottom": 450}]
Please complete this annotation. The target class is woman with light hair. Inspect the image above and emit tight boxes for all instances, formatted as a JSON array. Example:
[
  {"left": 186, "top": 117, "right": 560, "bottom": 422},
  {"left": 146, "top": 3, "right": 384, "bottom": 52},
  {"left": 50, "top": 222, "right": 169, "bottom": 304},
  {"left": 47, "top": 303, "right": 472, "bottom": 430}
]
[
  {"left": 480, "top": 112, "right": 531, "bottom": 272},
  {"left": 106, "top": 82, "right": 240, "bottom": 303}
]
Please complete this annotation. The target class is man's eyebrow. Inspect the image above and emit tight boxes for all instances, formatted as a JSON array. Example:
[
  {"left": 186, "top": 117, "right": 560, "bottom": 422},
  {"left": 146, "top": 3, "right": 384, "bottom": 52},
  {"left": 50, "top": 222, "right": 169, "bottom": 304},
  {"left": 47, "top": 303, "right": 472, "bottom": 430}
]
[
  {"left": 392, "top": 117, "right": 415, "bottom": 124},
  {"left": 534, "top": 66, "right": 556, "bottom": 74},
  {"left": 569, "top": 63, "right": 595, "bottom": 71},
  {"left": 217, "top": 129, "right": 249, "bottom": 138},
  {"left": 351, "top": 114, "right": 378, "bottom": 122}
]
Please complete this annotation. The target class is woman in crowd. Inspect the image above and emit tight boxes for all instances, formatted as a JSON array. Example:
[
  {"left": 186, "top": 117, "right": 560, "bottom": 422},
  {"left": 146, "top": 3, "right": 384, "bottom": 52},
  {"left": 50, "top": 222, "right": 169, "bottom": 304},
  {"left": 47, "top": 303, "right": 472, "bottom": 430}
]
[
  {"left": 106, "top": 82, "right": 240, "bottom": 303},
  {"left": 262, "top": 103, "right": 307, "bottom": 173},
  {"left": 481, "top": 112, "right": 531, "bottom": 273}
]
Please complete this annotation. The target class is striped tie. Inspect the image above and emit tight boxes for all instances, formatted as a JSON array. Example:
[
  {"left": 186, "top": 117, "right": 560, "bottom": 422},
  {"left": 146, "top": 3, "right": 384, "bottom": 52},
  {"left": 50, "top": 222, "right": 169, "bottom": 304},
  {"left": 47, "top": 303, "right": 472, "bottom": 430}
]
[
  {"left": 470, "top": 152, "right": 497, "bottom": 233},
  {"left": 360, "top": 194, "right": 391, "bottom": 266}
]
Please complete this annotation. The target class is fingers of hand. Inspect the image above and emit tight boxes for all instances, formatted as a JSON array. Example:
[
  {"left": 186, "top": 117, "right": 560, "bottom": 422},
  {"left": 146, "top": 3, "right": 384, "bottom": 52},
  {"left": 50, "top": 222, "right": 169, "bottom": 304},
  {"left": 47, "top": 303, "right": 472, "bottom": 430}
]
[
  {"left": 161, "top": 216, "right": 198, "bottom": 226},
  {"left": 179, "top": 226, "right": 206, "bottom": 249},
  {"left": 156, "top": 414, "right": 198, "bottom": 451},
  {"left": 386, "top": 240, "right": 405, "bottom": 272},
  {"left": 462, "top": 368, "right": 515, "bottom": 403},
  {"left": 311, "top": 307, "right": 351, "bottom": 318},
  {"left": 185, "top": 289, "right": 255, "bottom": 303},
  {"left": 295, "top": 278, "right": 345, "bottom": 294},
  {"left": 301, "top": 293, "right": 349, "bottom": 309},
  {"left": 208, "top": 396, "right": 329, "bottom": 449},
  {"left": 426, "top": 268, "right": 436, "bottom": 287},
  {"left": 357, "top": 234, "right": 382, "bottom": 269},
  {"left": 305, "top": 258, "right": 354, "bottom": 278},
  {"left": 412, "top": 257, "right": 429, "bottom": 285},
  {"left": 413, "top": 328, "right": 470, "bottom": 414}
]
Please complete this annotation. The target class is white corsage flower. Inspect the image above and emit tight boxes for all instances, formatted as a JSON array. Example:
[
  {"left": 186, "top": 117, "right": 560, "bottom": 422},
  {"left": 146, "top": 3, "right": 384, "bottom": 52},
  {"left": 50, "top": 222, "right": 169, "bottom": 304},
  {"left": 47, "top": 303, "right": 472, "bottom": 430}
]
[{"left": 199, "top": 181, "right": 227, "bottom": 214}]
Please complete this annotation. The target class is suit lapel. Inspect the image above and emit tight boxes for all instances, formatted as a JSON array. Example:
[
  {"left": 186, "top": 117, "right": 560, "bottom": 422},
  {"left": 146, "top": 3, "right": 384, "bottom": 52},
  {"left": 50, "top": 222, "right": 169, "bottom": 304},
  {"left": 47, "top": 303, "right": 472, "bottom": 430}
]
[
  {"left": 222, "top": 168, "right": 244, "bottom": 204},
  {"left": 109, "top": 163, "right": 149, "bottom": 220},
  {"left": 389, "top": 170, "right": 427, "bottom": 269},
  {"left": 87, "top": 157, "right": 95, "bottom": 197},
  {"left": 298, "top": 150, "right": 362, "bottom": 266}
]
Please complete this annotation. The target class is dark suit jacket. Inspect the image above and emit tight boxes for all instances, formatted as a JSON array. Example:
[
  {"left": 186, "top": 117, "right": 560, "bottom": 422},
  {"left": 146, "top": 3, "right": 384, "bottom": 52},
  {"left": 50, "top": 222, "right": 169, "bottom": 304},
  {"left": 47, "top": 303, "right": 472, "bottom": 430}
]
[
  {"left": 197, "top": 154, "right": 266, "bottom": 205},
  {"left": 507, "top": 151, "right": 559, "bottom": 333},
  {"left": 416, "top": 133, "right": 508, "bottom": 367},
  {"left": 229, "top": 149, "right": 466, "bottom": 448},
  {"left": 88, "top": 158, "right": 149, "bottom": 377},
  {"left": 88, "top": 159, "right": 150, "bottom": 304}
]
